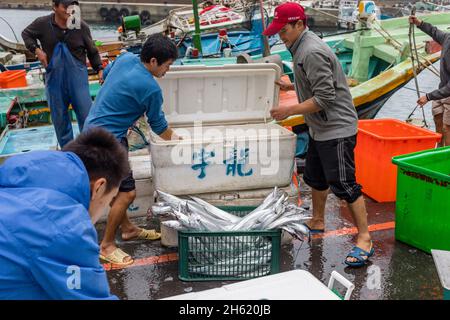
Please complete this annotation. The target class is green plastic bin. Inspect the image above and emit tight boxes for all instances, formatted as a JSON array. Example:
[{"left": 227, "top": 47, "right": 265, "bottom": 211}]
[
  {"left": 392, "top": 147, "right": 450, "bottom": 253},
  {"left": 178, "top": 207, "right": 281, "bottom": 281}
]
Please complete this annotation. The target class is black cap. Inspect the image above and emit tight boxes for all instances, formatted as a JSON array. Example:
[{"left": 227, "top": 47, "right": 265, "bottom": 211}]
[{"left": 53, "top": 0, "right": 79, "bottom": 6}]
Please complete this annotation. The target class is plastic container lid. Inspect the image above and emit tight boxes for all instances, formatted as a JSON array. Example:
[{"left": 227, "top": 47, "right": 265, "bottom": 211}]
[{"left": 157, "top": 64, "right": 281, "bottom": 127}]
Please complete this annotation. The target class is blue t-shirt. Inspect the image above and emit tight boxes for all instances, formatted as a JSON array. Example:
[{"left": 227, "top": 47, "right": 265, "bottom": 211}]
[{"left": 84, "top": 52, "right": 168, "bottom": 138}]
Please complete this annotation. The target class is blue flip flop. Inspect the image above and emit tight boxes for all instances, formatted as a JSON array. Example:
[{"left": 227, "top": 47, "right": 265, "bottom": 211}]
[
  {"left": 345, "top": 245, "right": 375, "bottom": 268},
  {"left": 302, "top": 223, "right": 325, "bottom": 234}
]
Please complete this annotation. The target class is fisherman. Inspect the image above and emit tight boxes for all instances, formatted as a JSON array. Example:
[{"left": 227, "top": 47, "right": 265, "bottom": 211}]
[
  {"left": 266, "top": 2, "right": 374, "bottom": 267},
  {"left": 0, "top": 128, "right": 128, "bottom": 299},
  {"left": 22, "top": 0, "right": 103, "bottom": 148},
  {"left": 410, "top": 15, "right": 450, "bottom": 147},
  {"left": 83, "top": 33, "right": 179, "bottom": 266}
]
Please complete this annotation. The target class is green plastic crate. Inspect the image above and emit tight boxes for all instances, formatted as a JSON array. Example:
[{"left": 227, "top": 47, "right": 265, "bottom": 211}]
[
  {"left": 392, "top": 147, "right": 450, "bottom": 253},
  {"left": 178, "top": 207, "right": 281, "bottom": 281}
]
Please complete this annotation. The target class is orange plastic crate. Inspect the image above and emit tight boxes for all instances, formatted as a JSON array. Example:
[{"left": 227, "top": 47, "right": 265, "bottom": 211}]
[
  {"left": 0, "top": 70, "right": 27, "bottom": 89},
  {"left": 354, "top": 119, "right": 442, "bottom": 202}
]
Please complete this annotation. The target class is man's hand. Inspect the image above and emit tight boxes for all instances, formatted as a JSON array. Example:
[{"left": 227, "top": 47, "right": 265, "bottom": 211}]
[
  {"left": 270, "top": 105, "right": 294, "bottom": 121},
  {"left": 98, "top": 69, "right": 104, "bottom": 85},
  {"left": 409, "top": 16, "right": 422, "bottom": 27},
  {"left": 35, "top": 48, "right": 48, "bottom": 68},
  {"left": 275, "top": 79, "right": 295, "bottom": 91},
  {"left": 417, "top": 95, "right": 429, "bottom": 107}
]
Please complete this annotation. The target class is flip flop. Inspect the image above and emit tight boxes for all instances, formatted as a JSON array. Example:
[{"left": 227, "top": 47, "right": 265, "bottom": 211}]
[
  {"left": 302, "top": 223, "right": 325, "bottom": 234},
  {"left": 123, "top": 228, "right": 161, "bottom": 241},
  {"left": 344, "top": 243, "right": 375, "bottom": 268},
  {"left": 99, "top": 248, "right": 134, "bottom": 267}
]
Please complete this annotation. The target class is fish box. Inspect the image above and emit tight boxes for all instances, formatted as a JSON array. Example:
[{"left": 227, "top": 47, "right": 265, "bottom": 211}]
[
  {"left": 355, "top": 119, "right": 442, "bottom": 202},
  {"left": 149, "top": 64, "right": 297, "bottom": 195},
  {"left": 0, "top": 124, "right": 80, "bottom": 164},
  {"left": 0, "top": 70, "right": 27, "bottom": 89},
  {"left": 164, "top": 270, "right": 342, "bottom": 300},
  {"left": 392, "top": 147, "right": 450, "bottom": 253}
]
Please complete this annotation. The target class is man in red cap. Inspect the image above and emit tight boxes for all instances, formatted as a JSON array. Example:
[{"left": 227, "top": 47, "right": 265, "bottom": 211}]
[{"left": 265, "top": 2, "right": 374, "bottom": 268}]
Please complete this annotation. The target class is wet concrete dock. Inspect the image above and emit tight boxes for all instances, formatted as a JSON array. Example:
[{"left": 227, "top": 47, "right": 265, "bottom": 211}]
[{"left": 96, "top": 182, "right": 443, "bottom": 300}]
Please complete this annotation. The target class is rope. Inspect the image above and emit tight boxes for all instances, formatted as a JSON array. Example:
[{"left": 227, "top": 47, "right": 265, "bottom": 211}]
[
  {"left": 407, "top": 8, "right": 428, "bottom": 128},
  {"left": 306, "top": 6, "right": 357, "bottom": 25},
  {"left": 128, "top": 125, "right": 149, "bottom": 152},
  {"left": 0, "top": 16, "right": 19, "bottom": 43},
  {"left": 372, "top": 19, "right": 440, "bottom": 78}
]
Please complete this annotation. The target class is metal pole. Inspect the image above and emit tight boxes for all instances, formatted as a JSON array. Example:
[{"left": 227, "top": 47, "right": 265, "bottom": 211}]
[
  {"left": 259, "top": 0, "right": 270, "bottom": 57},
  {"left": 192, "top": 0, "right": 202, "bottom": 53}
]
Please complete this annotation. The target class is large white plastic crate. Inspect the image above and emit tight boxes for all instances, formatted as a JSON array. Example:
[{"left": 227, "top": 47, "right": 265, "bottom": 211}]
[{"left": 150, "top": 64, "right": 296, "bottom": 195}]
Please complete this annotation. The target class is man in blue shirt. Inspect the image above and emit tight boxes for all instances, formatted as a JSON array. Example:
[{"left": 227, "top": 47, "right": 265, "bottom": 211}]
[
  {"left": 84, "top": 33, "right": 178, "bottom": 266},
  {"left": 0, "top": 128, "right": 129, "bottom": 299}
]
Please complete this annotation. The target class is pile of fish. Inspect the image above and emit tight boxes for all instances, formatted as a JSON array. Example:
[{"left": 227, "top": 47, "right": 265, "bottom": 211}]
[
  {"left": 152, "top": 188, "right": 312, "bottom": 278},
  {"left": 153, "top": 187, "right": 311, "bottom": 237}
]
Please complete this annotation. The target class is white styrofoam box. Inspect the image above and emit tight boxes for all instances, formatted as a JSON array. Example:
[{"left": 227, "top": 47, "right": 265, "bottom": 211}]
[
  {"left": 163, "top": 270, "right": 340, "bottom": 300},
  {"left": 98, "top": 152, "right": 155, "bottom": 222},
  {"left": 197, "top": 182, "right": 299, "bottom": 207},
  {"left": 8, "top": 54, "right": 26, "bottom": 65},
  {"left": 150, "top": 123, "right": 296, "bottom": 195},
  {"left": 127, "top": 153, "right": 154, "bottom": 216},
  {"left": 150, "top": 64, "right": 295, "bottom": 195}
]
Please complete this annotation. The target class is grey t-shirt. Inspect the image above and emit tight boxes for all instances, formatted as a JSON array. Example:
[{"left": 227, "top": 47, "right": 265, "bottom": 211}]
[{"left": 289, "top": 28, "right": 358, "bottom": 141}]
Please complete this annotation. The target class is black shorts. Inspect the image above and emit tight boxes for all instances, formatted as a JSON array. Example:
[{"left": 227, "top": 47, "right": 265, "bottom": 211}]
[
  {"left": 118, "top": 137, "right": 136, "bottom": 193},
  {"left": 303, "top": 135, "right": 362, "bottom": 203}
]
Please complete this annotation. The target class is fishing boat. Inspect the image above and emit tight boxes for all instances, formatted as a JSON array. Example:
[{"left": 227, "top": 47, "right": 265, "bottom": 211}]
[
  {"left": 277, "top": 11, "right": 449, "bottom": 127},
  {"left": 2, "top": 11, "right": 450, "bottom": 133}
]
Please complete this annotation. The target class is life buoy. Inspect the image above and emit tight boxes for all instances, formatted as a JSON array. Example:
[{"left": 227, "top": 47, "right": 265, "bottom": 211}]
[
  {"left": 120, "top": 8, "right": 130, "bottom": 17},
  {"left": 99, "top": 7, "right": 109, "bottom": 18},
  {"left": 140, "top": 10, "right": 151, "bottom": 22},
  {"left": 109, "top": 8, "right": 119, "bottom": 19}
]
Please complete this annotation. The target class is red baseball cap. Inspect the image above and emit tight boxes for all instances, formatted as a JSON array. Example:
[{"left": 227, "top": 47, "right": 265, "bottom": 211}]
[{"left": 263, "top": 2, "right": 307, "bottom": 36}]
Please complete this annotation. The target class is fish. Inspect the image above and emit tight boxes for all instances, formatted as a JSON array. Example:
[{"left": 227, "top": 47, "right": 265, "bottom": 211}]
[{"left": 156, "top": 188, "right": 313, "bottom": 278}]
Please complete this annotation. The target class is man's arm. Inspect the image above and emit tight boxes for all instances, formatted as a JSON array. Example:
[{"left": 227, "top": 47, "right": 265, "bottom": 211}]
[
  {"left": 22, "top": 18, "right": 48, "bottom": 68},
  {"left": 426, "top": 80, "right": 450, "bottom": 102},
  {"left": 29, "top": 214, "right": 117, "bottom": 300},
  {"left": 158, "top": 127, "right": 178, "bottom": 140},
  {"left": 22, "top": 18, "right": 42, "bottom": 55},
  {"left": 271, "top": 50, "right": 335, "bottom": 120},
  {"left": 82, "top": 22, "right": 103, "bottom": 73},
  {"left": 415, "top": 18, "right": 449, "bottom": 45},
  {"left": 271, "top": 98, "right": 321, "bottom": 120},
  {"left": 145, "top": 90, "right": 172, "bottom": 139}
]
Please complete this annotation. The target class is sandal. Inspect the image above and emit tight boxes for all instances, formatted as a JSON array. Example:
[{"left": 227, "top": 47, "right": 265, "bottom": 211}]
[
  {"left": 99, "top": 248, "right": 134, "bottom": 267},
  {"left": 302, "top": 223, "right": 325, "bottom": 234},
  {"left": 123, "top": 228, "right": 161, "bottom": 241},
  {"left": 345, "top": 243, "right": 375, "bottom": 268}
]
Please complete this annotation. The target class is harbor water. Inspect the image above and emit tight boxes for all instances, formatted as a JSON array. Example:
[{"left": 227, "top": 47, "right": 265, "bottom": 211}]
[{"left": 0, "top": 9, "right": 118, "bottom": 41}]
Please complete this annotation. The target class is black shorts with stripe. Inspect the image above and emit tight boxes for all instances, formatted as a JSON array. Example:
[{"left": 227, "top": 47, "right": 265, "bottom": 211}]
[{"left": 303, "top": 135, "right": 362, "bottom": 203}]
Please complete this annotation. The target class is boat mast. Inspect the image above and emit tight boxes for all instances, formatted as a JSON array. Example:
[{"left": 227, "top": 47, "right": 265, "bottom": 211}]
[{"left": 192, "top": 0, "right": 203, "bottom": 53}]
